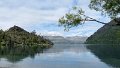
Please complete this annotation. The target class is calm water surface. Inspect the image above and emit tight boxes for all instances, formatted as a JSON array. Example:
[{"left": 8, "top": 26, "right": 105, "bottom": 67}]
[{"left": 0, "top": 43, "right": 113, "bottom": 68}]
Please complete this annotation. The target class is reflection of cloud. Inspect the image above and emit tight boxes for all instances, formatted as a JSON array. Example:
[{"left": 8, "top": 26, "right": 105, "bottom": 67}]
[
  {"left": 36, "top": 51, "right": 100, "bottom": 63},
  {"left": 0, "top": 58, "right": 13, "bottom": 68}
]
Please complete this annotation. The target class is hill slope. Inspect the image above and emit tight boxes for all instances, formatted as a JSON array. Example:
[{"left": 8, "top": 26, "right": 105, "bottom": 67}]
[
  {"left": 0, "top": 25, "right": 53, "bottom": 48},
  {"left": 86, "top": 18, "right": 120, "bottom": 44}
]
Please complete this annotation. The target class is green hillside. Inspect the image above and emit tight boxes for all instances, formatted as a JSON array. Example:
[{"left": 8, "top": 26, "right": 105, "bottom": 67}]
[
  {"left": 86, "top": 18, "right": 120, "bottom": 44},
  {"left": 0, "top": 25, "right": 53, "bottom": 49}
]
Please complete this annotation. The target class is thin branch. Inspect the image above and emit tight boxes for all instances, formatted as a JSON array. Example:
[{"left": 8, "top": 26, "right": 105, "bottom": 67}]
[{"left": 81, "top": 14, "right": 107, "bottom": 24}]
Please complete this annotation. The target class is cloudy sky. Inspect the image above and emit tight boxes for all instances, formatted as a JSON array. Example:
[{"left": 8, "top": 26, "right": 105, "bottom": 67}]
[{"left": 0, "top": 0, "right": 110, "bottom": 37}]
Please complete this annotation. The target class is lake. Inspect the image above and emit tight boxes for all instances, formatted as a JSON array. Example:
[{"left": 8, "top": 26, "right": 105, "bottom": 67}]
[{"left": 0, "top": 43, "right": 117, "bottom": 68}]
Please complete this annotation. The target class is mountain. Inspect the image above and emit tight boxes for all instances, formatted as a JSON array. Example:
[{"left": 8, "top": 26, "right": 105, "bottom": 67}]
[
  {"left": 8, "top": 25, "right": 27, "bottom": 33},
  {"left": 44, "top": 36, "right": 87, "bottom": 43},
  {"left": 66, "top": 36, "right": 88, "bottom": 43},
  {"left": 44, "top": 36, "right": 71, "bottom": 43},
  {"left": 0, "top": 25, "right": 53, "bottom": 48},
  {"left": 86, "top": 18, "right": 120, "bottom": 44}
]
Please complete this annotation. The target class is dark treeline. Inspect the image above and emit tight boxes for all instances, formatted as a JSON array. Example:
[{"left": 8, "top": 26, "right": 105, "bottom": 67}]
[{"left": 0, "top": 25, "right": 53, "bottom": 49}]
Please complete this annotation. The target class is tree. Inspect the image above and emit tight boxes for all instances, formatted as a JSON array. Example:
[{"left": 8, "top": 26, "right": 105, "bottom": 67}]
[
  {"left": 89, "top": 0, "right": 120, "bottom": 18},
  {"left": 31, "top": 30, "right": 36, "bottom": 35},
  {"left": 59, "top": 0, "right": 120, "bottom": 30}
]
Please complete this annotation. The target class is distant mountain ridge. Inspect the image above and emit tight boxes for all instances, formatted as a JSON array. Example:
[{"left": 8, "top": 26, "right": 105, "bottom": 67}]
[
  {"left": 66, "top": 36, "right": 88, "bottom": 43},
  {"left": 44, "top": 36, "right": 87, "bottom": 43},
  {"left": 44, "top": 36, "right": 70, "bottom": 43}
]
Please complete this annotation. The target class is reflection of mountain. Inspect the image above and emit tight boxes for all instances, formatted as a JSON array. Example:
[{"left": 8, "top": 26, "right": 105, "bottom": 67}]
[
  {"left": 0, "top": 26, "right": 53, "bottom": 63},
  {"left": 44, "top": 36, "right": 87, "bottom": 43},
  {"left": 0, "top": 46, "right": 44, "bottom": 63},
  {"left": 87, "top": 45, "right": 120, "bottom": 68}
]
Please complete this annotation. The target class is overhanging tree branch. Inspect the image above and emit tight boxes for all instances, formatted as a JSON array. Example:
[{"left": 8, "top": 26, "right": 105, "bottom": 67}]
[
  {"left": 81, "top": 14, "right": 107, "bottom": 24},
  {"left": 59, "top": 7, "right": 107, "bottom": 30}
]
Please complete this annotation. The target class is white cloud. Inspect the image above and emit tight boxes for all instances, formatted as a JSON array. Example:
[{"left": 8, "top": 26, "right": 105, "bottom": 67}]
[
  {"left": 0, "top": 0, "right": 111, "bottom": 36},
  {"left": 41, "top": 31, "right": 64, "bottom": 36},
  {"left": 0, "top": 7, "right": 67, "bottom": 26},
  {"left": 0, "top": 0, "right": 71, "bottom": 30}
]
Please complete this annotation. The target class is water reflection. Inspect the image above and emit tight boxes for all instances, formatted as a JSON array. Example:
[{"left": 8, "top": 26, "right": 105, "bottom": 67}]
[
  {"left": 43, "top": 44, "right": 88, "bottom": 53},
  {"left": 87, "top": 44, "right": 120, "bottom": 68},
  {"left": 0, "top": 43, "right": 112, "bottom": 68},
  {"left": 0, "top": 45, "right": 44, "bottom": 63}
]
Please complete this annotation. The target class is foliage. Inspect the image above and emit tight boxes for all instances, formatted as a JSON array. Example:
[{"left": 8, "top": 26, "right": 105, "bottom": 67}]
[
  {"left": 85, "top": 19, "right": 120, "bottom": 44},
  {"left": 59, "top": 0, "right": 120, "bottom": 30},
  {"left": 89, "top": 0, "right": 120, "bottom": 18},
  {"left": 0, "top": 25, "right": 53, "bottom": 49},
  {"left": 59, "top": 7, "right": 86, "bottom": 31}
]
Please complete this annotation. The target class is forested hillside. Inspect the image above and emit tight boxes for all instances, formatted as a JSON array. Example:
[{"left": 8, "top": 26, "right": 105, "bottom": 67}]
[
  {"left": 86, "top": 18, "right": 120, "bottom": 44},
  {"left": 0, "top": 25, "right": 53, "bottom": 49}
]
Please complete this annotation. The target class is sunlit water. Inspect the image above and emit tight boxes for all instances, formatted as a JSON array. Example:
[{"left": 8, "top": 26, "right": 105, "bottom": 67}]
[{"left": 0, "top": 43, "right": 113, "bottom": 68}]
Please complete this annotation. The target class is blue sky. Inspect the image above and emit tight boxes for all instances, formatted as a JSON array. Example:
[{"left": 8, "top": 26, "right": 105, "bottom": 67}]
[{"left": 0, "top": 0, "right": 110, "bottom": 37}]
